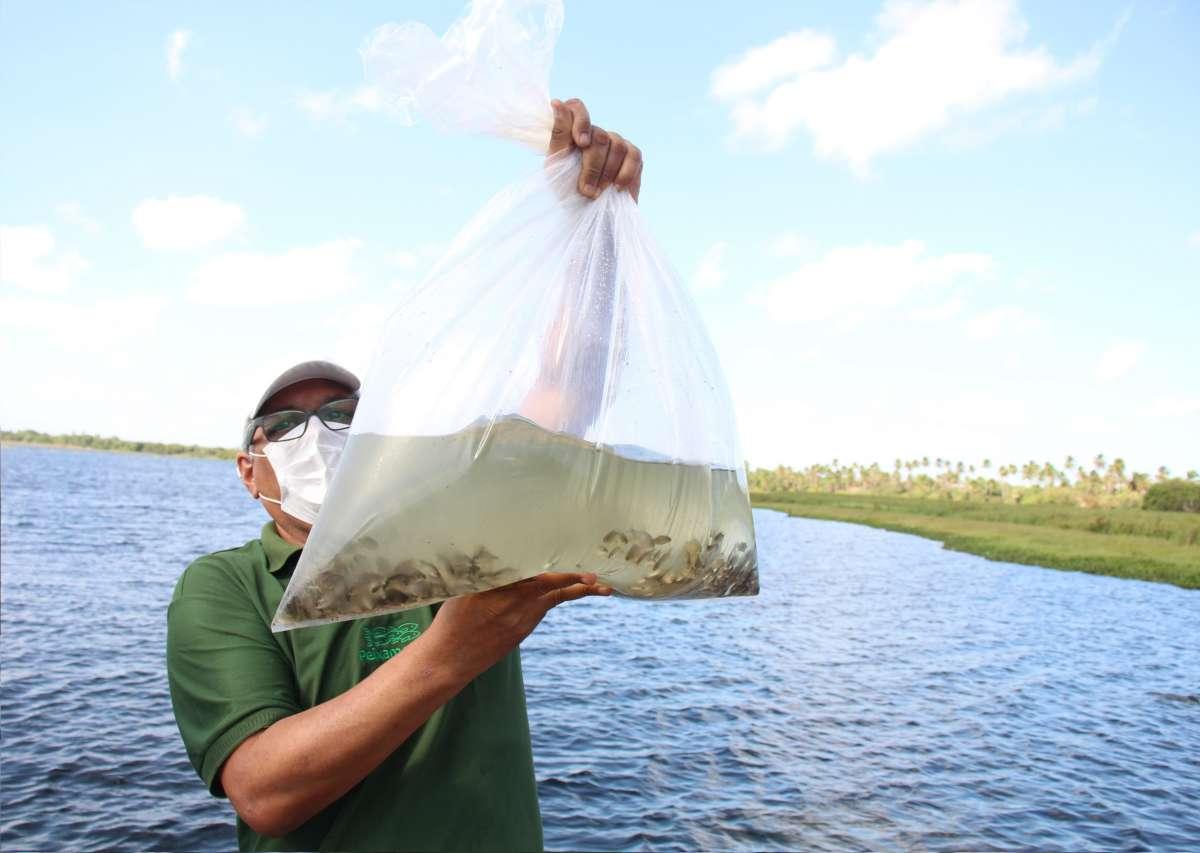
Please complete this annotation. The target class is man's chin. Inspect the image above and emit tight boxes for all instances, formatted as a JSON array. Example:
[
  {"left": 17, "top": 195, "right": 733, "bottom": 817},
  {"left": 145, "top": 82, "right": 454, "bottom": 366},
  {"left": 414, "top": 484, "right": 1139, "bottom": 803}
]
[{"left": 286, "top": 516, "right": 314, "bottom": 533}]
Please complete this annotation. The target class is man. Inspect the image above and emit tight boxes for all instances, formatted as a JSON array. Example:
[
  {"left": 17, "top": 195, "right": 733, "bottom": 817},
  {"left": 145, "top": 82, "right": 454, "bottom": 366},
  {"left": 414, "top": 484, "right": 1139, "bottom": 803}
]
[{"left": 167, "top": 99, "right": 641, "bottom": 852}]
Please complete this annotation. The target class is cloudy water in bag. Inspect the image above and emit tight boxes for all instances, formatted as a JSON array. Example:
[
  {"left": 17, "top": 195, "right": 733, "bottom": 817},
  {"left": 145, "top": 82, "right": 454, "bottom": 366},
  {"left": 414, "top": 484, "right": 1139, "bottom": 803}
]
[{"left": 275, "top": 415, "right": 758, "bottom": 629}]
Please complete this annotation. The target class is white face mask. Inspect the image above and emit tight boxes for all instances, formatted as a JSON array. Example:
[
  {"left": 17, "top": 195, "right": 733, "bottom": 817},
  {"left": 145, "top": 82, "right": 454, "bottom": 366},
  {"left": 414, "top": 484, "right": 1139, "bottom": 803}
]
[{"left": 250, "top": 416, "right": 348, "bottom": 525}]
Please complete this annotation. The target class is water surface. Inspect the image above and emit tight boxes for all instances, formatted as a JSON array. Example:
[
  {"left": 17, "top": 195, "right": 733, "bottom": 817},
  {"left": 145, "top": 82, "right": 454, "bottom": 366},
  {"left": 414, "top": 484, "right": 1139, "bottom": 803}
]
[{"left": 2, "top": 446, "right": 1197, "bottom": 850}]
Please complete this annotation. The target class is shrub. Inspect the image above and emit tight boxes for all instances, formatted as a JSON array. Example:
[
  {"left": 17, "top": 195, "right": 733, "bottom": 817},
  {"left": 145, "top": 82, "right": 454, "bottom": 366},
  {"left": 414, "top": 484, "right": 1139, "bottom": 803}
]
[{"left": 1143, "top": 479, "right": 1200, "bottom": 513}]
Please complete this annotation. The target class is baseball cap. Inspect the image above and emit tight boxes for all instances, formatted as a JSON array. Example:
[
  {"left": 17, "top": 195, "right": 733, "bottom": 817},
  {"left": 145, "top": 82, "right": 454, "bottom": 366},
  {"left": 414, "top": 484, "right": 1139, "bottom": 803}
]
[{"left": 243, "top": 360, "right": 361, "bottom": 448}]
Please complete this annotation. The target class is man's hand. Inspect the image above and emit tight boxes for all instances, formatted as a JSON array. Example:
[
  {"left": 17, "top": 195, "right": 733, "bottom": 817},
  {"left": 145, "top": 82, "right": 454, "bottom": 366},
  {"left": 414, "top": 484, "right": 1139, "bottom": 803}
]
[
  {"left": 431, "top": 571, "right": 612, "bottom": 680},
  {"left": 549, "top": 98, "right": 643, "bottom": 202}
]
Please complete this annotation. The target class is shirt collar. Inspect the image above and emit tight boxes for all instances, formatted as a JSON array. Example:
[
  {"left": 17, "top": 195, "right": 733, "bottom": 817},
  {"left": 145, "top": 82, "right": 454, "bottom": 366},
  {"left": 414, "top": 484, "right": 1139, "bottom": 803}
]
[{"left": 261, "top": 521, "right": 303, "bottom": 574}]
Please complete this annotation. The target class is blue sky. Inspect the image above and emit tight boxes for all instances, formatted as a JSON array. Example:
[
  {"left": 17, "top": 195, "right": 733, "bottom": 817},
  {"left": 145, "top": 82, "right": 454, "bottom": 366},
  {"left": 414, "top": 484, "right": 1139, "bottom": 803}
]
[{"left": 1, "top": 0, "right": 1197, "bottom": 475}]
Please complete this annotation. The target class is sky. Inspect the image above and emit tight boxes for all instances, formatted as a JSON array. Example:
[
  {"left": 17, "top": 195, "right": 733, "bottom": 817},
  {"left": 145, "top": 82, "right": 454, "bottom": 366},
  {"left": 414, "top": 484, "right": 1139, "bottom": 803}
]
[{"left": 1, "top": 0, "right": 1197, "bottom": 476}]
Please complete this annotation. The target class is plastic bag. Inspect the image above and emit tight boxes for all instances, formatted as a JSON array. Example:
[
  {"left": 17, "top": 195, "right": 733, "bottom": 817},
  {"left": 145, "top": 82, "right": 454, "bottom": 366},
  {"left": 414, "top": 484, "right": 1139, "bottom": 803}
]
[{"left": 272, "top": 0, "right": 758, "bottom": 631}]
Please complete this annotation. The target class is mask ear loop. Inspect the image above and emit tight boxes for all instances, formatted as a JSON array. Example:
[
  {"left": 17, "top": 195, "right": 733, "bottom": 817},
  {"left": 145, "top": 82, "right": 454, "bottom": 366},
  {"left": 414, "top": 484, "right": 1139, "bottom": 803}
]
[{"left": 247, "top": 449, "right": 281, "bottom": 504}]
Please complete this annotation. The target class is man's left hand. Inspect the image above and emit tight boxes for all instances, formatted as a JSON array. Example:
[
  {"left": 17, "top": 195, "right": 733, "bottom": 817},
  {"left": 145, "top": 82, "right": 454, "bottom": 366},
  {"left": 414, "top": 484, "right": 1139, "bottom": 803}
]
[{"left": 549, "top": 98, "right": 643, "bottom": 202}]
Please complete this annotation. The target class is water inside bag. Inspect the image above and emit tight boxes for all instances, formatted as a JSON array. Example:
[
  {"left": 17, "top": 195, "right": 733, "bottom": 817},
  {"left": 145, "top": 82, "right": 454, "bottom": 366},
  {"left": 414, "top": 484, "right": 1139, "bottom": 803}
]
[{"left": 273, "top": 415, "right": 758, "bottom": 630}]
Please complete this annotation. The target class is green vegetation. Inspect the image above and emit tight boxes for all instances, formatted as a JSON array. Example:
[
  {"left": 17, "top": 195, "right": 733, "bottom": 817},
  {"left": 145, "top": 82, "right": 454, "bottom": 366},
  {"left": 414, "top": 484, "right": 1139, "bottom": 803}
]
[
  {"left": 1143, "top": 479, "right": 1200, "bottom": 513},
  {"left": 1, "top": 429, "right": 237, "bottom": 460},
  {"left": 748, "top": 455, "right": 1199, "bottom": 588},
  {"left": 751, "top": 491, "right": 1200, "bottom": 589}
]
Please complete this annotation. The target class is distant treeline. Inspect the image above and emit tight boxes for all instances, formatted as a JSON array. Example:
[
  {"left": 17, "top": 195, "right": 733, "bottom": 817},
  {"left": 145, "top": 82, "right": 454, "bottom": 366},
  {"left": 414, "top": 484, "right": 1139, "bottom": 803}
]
[
  {"left": 748, "top": 455, "right": 1200, "bottom": 512},
  {"left": 1, "top": 429, "right": 237, "bottom": 460}
]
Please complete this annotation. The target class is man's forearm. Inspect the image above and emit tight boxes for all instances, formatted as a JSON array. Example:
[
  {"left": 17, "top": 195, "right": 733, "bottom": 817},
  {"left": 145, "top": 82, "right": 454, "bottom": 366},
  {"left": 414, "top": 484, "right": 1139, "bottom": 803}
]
[{"left": 222, "top": 626, "right": 470, "bottom": 837}]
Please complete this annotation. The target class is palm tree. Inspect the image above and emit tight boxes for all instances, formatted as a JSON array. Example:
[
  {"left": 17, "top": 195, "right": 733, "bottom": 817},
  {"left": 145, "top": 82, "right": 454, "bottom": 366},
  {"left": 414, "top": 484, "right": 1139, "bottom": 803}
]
[
  {"left": 1093, "top": 454, "right": 1106, "bottom": 474},
  {"left": 1156, "top": 465, "right": 1170, "bottom": 483}
]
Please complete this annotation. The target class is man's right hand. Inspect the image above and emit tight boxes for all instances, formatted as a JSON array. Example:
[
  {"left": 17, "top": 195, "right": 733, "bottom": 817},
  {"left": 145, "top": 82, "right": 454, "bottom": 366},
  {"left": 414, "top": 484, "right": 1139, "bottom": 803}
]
[{"left": 430, "top": 572, "right": 612, "bottom": 679}]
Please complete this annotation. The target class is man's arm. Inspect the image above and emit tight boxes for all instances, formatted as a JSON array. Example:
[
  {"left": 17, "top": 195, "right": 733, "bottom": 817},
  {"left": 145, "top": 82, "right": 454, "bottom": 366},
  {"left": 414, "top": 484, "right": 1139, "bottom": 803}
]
[{"left": 220, "top": 572, "right": 610, "bottom": 837}]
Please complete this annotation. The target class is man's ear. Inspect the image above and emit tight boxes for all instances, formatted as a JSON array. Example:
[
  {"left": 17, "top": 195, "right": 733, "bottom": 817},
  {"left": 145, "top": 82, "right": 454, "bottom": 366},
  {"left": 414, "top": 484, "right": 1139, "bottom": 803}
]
[{"left": 236, "top": 451, "right": 258, "bottom": 499}]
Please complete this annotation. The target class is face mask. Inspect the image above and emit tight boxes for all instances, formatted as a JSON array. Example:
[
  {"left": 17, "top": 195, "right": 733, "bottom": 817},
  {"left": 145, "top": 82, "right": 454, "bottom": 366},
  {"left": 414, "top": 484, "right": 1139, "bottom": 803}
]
[{"left": 250, "top": 416, "right": 348, "bottom": 525}]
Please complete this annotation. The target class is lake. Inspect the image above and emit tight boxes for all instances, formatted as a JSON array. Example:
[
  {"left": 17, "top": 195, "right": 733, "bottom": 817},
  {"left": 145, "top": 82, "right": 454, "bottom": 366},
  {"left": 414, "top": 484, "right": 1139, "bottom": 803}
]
[{"left": 1, "top": 445, "right": 1197, "bottom": 851}]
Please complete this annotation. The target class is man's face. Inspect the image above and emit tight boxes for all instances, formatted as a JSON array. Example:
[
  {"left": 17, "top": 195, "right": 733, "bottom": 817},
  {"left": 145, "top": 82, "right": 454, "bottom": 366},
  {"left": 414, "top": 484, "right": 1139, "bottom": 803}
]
[{"left": 235, "top": 378, "right": 356, "bottom": 540}]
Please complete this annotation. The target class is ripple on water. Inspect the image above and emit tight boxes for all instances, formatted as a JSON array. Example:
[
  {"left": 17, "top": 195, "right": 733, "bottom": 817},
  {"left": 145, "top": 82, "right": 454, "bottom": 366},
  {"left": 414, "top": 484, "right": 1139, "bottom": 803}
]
[{"left": 2, "top": 446, "right": 1199, "bottom": 851}]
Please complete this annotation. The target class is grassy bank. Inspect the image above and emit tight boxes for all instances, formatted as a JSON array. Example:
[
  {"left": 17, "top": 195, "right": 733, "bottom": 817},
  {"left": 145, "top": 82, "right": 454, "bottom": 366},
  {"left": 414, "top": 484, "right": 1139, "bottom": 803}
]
[
  {"left": 752, "top": 491, "right": 1200, "bottom": 589},
  {"left": 1, "top": 429, "right": 237, "bottom": 460}
]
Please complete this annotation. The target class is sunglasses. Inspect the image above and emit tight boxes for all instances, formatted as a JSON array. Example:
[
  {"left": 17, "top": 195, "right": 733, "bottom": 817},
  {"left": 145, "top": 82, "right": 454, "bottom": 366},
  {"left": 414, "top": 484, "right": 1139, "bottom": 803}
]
[{"left": 244, "top": 397, "right": 358, "bottom": 449}]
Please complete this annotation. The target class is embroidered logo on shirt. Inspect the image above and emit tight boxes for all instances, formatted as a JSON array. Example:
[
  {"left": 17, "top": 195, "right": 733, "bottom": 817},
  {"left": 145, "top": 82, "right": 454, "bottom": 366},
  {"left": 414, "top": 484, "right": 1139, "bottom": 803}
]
[{"left": 360, "top": 623, "right": 422, "bottom": 662}]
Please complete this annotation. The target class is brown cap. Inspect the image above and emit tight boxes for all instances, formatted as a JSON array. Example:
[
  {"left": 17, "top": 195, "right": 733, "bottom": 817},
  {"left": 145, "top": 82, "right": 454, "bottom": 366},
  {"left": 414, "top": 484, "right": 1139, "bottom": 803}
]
[{"left": 242, "top": 360, "right": 360, "bottom": 448}]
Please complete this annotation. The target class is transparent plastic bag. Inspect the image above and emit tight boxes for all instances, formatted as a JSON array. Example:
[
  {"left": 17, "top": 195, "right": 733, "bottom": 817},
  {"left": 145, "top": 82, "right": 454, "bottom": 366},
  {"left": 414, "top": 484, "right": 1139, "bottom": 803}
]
[{"left": 273, "top": 0, "right": 758, "bottom": 631}]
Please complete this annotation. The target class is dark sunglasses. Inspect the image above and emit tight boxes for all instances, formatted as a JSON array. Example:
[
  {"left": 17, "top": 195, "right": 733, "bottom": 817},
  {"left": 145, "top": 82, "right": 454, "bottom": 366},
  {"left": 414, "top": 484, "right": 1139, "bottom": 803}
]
[{"left": 244, "top": 397, "right": 358, "bottom": 449}]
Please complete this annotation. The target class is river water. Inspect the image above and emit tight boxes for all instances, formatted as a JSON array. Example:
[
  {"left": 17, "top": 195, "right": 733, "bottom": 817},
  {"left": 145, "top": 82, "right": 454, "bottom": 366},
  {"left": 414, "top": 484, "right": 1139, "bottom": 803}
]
[{"left": 1, "top": 446, "right": 1197, "bottom": 851}]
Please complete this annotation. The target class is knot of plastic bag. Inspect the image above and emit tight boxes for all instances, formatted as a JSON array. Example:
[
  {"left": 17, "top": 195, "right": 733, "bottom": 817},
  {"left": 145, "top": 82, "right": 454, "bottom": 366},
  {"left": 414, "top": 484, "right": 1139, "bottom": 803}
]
[{"left": 361, "top": 0, "right": 563, "bottom": 152}]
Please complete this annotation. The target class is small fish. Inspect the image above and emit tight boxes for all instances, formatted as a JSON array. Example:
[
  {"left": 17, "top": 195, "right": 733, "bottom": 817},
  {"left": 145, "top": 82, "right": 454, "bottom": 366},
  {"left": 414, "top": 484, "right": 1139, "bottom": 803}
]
[
  {"left": 602, "top": 530, "right": 628, "bottom": 548},
  {"left": 472, "top": 546, "right": 500, "bottom": 574}
]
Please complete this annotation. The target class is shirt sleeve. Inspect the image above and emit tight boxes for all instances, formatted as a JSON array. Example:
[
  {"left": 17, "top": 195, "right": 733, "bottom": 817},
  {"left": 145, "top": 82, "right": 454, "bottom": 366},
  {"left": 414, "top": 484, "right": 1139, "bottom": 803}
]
[{"left": 166, "top": 555, "right": 302, "bottom": 797}]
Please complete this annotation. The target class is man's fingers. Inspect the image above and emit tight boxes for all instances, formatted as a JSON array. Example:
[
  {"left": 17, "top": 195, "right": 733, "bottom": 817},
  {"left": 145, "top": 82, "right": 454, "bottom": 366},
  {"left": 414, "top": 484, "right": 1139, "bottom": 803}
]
[
  {"left": 542, "top": 581, "right": 614, "bottom": 608},
  {"left": 532, "top": 571, "right": 597, "bottom": 588},
  {"left": 548, "top": 99, "right": 573, "bottom": 155},
  {"left": 614, "top": 142, "right": 643, "bottom": 202},
  {"left": 562, "top": 98, "right": 591, "bottom": 147},
  {"left": 579, "top": 127, "right": 611, "bottom": 198},
  {"left": 597, "top": 132, "right": 627, "bottom": 195}
]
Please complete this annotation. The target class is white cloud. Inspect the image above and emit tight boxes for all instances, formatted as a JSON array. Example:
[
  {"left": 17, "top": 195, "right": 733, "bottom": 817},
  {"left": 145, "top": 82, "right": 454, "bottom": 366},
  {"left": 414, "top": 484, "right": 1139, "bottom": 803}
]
[
  {"left": 187, "top": 238, "right": 364, "bottom": 305},
  {"left": 132, "top": 195, "right": 246, "bottom": 251},
  {"left": 328, "top": 301, "right": 395, "bottom": 376},
  {"left": 166, "top": 29, "right": 192, "bottom": 82},
  {"left": 921, "top": 392, "right": 1028, "bottom": 429},
  {"left": 389, "top": 250, "right": 420, "bottom": 270},
  {"left": 711, "top": 31, "right": 837, "bottom": 100},
  {"left": 387, "top": 243, "right": 444, "bottom": 271},
  {"left": 0, "top": 293, "right": 164, "bottom": 350},
  {"left": 1147, "top": 396, "right": 1200, "bottom": 418},
  {"left": 756, "top": 240, "right": 992, "bottom": 322},
  {"left": 693, "top": 241, "right": 729, "bottom": 291},
  {"left": 1095, "top": 340, "right": 1145, "bottom": 381},
  {"left": 1069, "top": 414, "right": 1116, "bottom": 434},
  {"left": 296, "top": 87, "right": 381, "bottom": 122},
  {"left": 965, "top": 305, "right": 1040, "bottom": 340},
  {"left": 711, "top": 0, "right": 1115, "bottom": 173},
  {"left": 1189, "top": 229, "right": 1200, "bottom": 247},
  {"left": 56, "top": 201, "right": 101, "bottom": 234},
  {"left": 231, "top": 108, "right": 268, "bottom": 138},
  {"left": 909, "top": 295, "right": 964, "bottom": 322},
  {"left": 945, "top": 95, "right": 1099, "bottom": 149},
  {"left": 0, "top": 225, "right": 88, "bottom": 293},
  {"left": 769, "top": 231, "right": 815, "bottom": 259}
]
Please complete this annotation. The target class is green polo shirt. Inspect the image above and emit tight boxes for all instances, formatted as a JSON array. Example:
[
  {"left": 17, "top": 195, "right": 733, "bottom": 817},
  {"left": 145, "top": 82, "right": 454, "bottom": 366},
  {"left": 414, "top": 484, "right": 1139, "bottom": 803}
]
[{"left": 166, "top": 522, "right": 543, "bottom": 852}]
